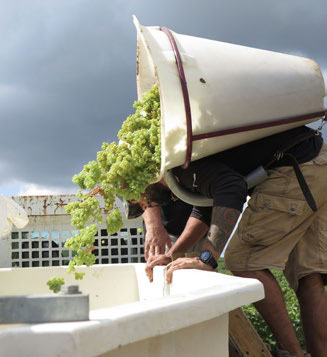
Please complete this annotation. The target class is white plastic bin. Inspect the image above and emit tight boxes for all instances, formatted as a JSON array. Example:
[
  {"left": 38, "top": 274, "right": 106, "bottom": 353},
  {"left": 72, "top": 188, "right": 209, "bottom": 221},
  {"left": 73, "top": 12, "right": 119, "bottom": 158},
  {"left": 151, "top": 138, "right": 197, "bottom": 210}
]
[{"left": 134, "top": 16, "right": 326, "bottom": 179}]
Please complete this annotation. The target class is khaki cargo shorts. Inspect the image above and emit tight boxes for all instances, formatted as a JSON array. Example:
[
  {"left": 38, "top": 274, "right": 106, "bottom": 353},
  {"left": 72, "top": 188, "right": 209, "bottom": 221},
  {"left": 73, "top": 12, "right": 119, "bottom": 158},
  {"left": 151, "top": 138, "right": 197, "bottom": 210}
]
[{"left": 225, "top": 143, "right": 327, "bottom": 291}]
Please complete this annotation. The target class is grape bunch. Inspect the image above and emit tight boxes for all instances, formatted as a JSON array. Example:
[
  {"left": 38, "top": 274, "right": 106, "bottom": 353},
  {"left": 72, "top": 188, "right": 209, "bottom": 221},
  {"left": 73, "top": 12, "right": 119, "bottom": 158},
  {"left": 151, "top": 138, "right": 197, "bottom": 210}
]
[
  {"left": 47, "top": 85, "right": 161, "bottom": 292},
  {"left": 47, "top": 278, "right": 65, "bottom": 294}
]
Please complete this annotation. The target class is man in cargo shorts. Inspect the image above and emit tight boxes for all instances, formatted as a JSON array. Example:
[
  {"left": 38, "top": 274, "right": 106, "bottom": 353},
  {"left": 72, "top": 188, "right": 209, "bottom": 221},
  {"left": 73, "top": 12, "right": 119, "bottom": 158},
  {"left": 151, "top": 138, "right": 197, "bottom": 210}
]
[
  {"left": 224, "top": 143, "right": 327, "bottom": 357},
  {"left": 144, "top": 125, "right": 327, "bottom": 357}
]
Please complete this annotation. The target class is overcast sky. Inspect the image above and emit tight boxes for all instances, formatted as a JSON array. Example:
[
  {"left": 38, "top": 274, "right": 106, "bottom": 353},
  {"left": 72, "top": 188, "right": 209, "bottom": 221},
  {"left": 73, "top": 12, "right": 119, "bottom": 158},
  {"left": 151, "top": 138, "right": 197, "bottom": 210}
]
[{"left": 0, "top": 0, "right": 326, "bottom": 196}]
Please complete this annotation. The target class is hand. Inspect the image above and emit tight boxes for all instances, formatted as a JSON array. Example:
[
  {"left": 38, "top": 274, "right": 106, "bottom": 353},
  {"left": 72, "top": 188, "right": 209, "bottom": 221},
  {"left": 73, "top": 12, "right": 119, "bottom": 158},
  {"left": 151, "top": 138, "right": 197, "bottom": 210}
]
[
  {"left": 144, "top": 226, "right": 172, "bottom": 260},
  {"left": 145, "top": 253, "right": 171, "bottom": 282},
  {"left": 165, "top": 257, "right": 215, "bottom": 284}
]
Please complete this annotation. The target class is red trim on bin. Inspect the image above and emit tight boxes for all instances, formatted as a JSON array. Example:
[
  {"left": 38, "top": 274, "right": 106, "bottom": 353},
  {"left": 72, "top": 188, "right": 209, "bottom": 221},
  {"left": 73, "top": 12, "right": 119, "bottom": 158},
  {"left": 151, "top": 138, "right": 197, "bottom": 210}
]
[
  {"left": 192, "top": 110, "right": 327, "bottom": 141},
  {"left": 160, "top": 26, "right": 193, "bottom": 169}
]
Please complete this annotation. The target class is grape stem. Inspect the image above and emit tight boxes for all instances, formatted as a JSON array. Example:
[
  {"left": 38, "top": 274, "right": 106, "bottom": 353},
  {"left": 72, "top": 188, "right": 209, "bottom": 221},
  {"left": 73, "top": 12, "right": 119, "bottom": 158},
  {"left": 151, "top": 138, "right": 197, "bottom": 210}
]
[{"left": 89, "top": 187, "right": 105, "bottom": 197}]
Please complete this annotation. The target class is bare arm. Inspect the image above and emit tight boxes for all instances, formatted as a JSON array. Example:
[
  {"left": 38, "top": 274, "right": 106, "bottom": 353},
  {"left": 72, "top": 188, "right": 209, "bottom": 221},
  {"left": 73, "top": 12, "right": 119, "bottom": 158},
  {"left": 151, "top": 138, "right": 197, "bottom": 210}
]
[
  {"left": 167, "top": 217, "right": 209, "bottom": 255},
  {"left": 203, "top": 206, "right": 241, "bottom": 260},
  {"left": 167, "top": 206, "right": 240, "bottom": 259},
  {"left": 164, "top": 206, "right": 241, "bottom": 283},
  {"left": 142, "top": 206, "right": 172, "bottom": 260}
]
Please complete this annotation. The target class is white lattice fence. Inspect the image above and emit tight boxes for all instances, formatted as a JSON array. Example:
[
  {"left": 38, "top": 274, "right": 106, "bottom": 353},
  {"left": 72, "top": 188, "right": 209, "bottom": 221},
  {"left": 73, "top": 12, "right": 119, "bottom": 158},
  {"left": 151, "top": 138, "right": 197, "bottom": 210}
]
[{"left": 1, "top": 195, "right": 145, "bottom": 268}]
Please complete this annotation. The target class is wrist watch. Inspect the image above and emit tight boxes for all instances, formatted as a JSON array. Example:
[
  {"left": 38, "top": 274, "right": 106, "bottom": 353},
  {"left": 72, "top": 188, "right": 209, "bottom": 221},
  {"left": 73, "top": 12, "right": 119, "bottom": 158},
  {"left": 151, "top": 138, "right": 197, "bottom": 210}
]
[{"left": 199, "top": 250, "right": 218, "bottom": 269}]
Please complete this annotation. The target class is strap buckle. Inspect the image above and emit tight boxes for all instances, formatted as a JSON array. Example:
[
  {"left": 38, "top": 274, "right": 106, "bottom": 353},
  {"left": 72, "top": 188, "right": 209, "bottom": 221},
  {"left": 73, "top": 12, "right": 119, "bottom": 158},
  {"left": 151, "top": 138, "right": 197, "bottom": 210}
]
[{"left": 274, "top": 151, "right": 284, "bottom": 161}]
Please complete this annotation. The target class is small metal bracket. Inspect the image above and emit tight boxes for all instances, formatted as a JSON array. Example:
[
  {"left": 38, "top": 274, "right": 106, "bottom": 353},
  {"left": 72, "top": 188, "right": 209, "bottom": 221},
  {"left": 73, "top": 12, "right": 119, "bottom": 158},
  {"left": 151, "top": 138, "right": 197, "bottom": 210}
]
[
  {"left": 244, "top": 166, "right": 269, "bottom": 189},
  {"left": 59, "top": 284, "right": 82, "bottom": 295},
  {"left": 316, "top": 116, "right": 327, "bottom": 133}
]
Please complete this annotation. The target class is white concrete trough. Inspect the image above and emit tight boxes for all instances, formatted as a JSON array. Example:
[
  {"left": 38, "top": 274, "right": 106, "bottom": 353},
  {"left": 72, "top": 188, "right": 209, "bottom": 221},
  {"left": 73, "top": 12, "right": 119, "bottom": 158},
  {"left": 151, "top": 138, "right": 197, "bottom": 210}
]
[{"left": 0, "top": 264, "right": 264, "bottom": 357}]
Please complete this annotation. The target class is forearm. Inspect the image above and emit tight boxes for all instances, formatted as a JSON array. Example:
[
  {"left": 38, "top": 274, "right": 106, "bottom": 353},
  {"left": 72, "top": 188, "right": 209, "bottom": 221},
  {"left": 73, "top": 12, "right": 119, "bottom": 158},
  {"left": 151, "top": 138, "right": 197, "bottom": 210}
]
[
  {"left": 142, "top": 206, "right": 169, "bottom": 239},
  {"left": 168, "top": 217, "right": 209, "bottom": 254},
  {"left": 142, "top": 206, "right": 171, "bottom": 259},
  {"left": 142, "top": 206, "right": 163, "bottom": 229},
  {"left": 204, "top": 206, "right": 241, "bottom": 260}
]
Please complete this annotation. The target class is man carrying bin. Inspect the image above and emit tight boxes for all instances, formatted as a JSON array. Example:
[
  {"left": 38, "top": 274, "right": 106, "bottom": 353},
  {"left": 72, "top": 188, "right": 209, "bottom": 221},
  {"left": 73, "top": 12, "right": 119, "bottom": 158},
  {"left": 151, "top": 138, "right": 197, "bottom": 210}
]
[{"left": 135, "top": 125, "right": 326, "bottom": 357}]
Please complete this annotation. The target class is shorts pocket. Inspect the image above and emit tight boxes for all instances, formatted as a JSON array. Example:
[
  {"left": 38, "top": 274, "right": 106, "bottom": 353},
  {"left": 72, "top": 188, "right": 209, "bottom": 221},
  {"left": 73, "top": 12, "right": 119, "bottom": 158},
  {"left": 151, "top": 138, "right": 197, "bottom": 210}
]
[
  {"left": 255, "top": 167, "right": 291, "bottom": 196},
  {"left": 313, "top": 145, "right": 327, "bottom": 166},
  {"left": 238, "top": 192, "right": 305, "bottom": 247}
]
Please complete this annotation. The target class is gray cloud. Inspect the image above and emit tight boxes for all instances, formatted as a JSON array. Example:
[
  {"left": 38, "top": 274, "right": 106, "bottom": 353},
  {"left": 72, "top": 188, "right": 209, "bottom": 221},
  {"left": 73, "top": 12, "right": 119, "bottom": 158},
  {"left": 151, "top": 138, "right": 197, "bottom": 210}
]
[{"left": 0, "top": 0, "right": 326, "bottom": 192}]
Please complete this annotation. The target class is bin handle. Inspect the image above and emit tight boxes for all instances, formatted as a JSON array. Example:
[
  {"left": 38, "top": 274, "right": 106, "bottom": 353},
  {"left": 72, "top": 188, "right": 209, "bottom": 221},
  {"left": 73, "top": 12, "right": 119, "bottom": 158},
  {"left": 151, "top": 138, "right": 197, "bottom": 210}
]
[
  {"left": 164, "top": 167, "right": 269, "bottom": 207},
  {"left": 163, "top": 170, "right": 213, "bottom": 207}
]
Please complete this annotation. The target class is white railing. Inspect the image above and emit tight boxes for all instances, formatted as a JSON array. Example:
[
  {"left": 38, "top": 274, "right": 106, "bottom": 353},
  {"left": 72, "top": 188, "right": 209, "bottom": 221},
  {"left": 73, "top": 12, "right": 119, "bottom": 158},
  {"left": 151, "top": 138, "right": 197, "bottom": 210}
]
[{"left": 0, "top": 195, "right": 145, "bottom": 268}]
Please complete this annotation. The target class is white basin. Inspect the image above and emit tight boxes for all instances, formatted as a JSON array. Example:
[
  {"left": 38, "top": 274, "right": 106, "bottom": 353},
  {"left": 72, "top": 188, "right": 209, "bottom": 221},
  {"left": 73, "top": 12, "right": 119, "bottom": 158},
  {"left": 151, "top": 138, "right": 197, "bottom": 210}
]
[{"left": 0, "top": 264, "right": 264, "bottom": 357}]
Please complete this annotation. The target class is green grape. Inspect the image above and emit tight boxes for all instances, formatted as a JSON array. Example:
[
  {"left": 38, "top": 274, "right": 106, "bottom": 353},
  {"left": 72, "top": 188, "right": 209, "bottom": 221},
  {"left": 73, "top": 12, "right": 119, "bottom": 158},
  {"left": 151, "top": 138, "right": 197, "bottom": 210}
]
[
  {"left": 47, "top": 85, "right": 161, "bottom": 292},
  {"left": 74, "top": 272, "right": 85, "bottom": 280},
  {"left": 47, "top": 278, "right": 65, "bottom": 293},
  {"left": 106, "top": 209, "right": 123, "bottom": 235}
]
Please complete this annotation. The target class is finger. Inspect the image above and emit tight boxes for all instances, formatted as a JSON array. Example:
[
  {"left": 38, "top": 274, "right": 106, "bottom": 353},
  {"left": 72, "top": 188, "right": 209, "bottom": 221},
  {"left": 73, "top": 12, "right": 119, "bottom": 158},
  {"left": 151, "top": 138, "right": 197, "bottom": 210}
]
[
  {"left": 147, "top": 255, "right": 171, "bottom": 270},
  {"left": 146, "top": 254, "right": 156, "bottom": 265},
  {"left": 155, "top": 245, "right": 162, "bottom": 256},
  {"left": 147, "top": 256, "right": 162, "bottom": 268},
  {"left": 146, "top": 255, "right": 169, "bottom": 282},
  {"left": 166, "top": 239, "right": 172, "bottom": 249},
  {"left": 145, "top": 264, "right": 153, "bottom": 282},
  {"left": 144, "top": 242, "right": 150, "bottom": 261},
  {"left": 149, "top": 246, "right": 155, "bottom": 258},
  {"left": 165, "top": 262, "right": 177, "bottom": 284},
  {"left": 165, "top": 261, "right": 184, "bottom": 284},
  {"left": 165, "top": 260, "right": 195, "bottom": 284},
  {"left": 164, "top": 262, "right": 173, "bottom": 272}
]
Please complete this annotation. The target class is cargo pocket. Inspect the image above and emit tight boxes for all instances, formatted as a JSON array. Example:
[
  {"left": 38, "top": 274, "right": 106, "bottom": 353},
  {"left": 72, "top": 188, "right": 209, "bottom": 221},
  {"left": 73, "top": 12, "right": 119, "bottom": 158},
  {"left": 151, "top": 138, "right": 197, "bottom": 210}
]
[
  {"left": 255, "top": 167, "right": 291, "bottom": 196},
  {"left": 238, "top": 192, "right": 305, "bottom": 247},
  {"left": 313, "top": 145, "right": 327, "bottom": 166}
]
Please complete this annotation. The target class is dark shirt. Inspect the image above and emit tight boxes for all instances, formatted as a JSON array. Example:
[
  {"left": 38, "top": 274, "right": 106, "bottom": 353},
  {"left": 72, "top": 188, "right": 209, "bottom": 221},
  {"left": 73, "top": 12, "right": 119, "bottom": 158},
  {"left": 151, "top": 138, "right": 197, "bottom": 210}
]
[
  {"left": 160, "top": 199, "right": 211, "bottom": 236},
  {"left": 173, "top": 126, "right": 323, "bottom": 216}
]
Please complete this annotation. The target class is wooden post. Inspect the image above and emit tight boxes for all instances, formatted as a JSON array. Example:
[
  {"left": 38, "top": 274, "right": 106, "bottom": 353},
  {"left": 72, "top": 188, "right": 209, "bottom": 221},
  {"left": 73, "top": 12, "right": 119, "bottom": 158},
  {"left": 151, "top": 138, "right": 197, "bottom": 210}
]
[{"left": 229, "top": 308, "right": 272, "bottom": 356}]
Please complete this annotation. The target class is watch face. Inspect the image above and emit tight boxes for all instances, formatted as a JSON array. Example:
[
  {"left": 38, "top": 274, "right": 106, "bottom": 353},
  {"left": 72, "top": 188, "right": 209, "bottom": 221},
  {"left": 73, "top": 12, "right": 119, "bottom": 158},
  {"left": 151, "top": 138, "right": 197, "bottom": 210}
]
[
  {"left": 200, "top": 250, "right": 211, "bottom": 262},
  {"left": 200, "top": 250, "right": 218, "bottom": 269}
]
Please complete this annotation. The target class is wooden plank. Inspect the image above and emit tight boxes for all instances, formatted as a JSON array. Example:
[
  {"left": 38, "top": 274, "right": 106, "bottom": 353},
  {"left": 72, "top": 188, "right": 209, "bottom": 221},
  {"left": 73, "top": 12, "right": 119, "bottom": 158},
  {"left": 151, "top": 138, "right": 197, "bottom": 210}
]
[{"left": 229, "top": 308, "right": 272, "bottom": 356}]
